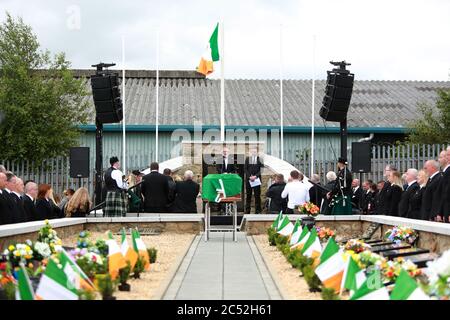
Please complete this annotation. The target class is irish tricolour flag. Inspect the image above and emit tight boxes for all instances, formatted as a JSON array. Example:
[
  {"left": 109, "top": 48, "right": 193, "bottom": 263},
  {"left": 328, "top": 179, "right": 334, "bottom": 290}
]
[
  {"left": 390, "top": 269, "right": 430, "bottom": 300},
  {"left": 289, "top": 219, "right": 303, "bottom": 246},
  {"left": 197, "top": 23, "right": 219, "bottom": 76},
  {"left": 35, "top": 256, "right": 79, "bottom": 300},
  {"left": 121, "top": 228, "right": 138, "bottom": 270},
  {"left": 132, "top": 228, "right": 150, "bottom": 270},
  {"left": 314, "top": 238, "right": 345, "bottom": 293},
  {"left": 350, "top": 271, "right": 389, "bottom": 300},
  {"left": 291, "top": 227, "right": 310, "bottom": 250},
  {"left": 301, "top": 228, "right": 322, "bottom": 259},
  {"left": 107, "top": 231, "right": 127, "bottom": 280},
  {"left": 15, "top": 264, "right": 35, "bottom": 300},
  {"left": 276, "top": 215, "right": 294, "bottom": 236},
  {"left": 271, "top": 211, "right": 283, "bottom": 230},
  {"left": 340, "top": 255, "right": 366, "bottom": 295}
]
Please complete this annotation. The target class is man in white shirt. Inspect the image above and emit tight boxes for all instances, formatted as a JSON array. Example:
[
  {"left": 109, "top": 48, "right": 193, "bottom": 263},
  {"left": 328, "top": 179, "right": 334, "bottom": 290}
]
[
  {"left": 281, "top": 170, "right": 310, "bottom": 214},
  {"left": 104, "top": 156, "right": 128, "bottom": 217}
]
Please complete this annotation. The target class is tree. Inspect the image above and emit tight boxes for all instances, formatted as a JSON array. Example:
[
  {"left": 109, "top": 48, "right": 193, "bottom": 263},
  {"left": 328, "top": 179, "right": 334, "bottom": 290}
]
[
  {"left": 0, "top": 13, "right": 90, "bottom": 164},
  {"left": 407, "top": 89, "right": 450, "bottom": 144}
]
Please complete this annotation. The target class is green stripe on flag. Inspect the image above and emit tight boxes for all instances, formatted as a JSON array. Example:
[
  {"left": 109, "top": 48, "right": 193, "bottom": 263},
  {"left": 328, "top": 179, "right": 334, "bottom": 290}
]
[
  {"left": 318, "top": 237, "right": 340, "bottom": 265},
  {"left": 210, "top": 23, "right": 220, "bottom": 61},
  {"left": 390, "top": 269, "right": 427, "bottom": 300},
  {"left": 301, "top": 228, "right": 318, "bottom": 254},
  {"left": 343, "top": 257, "right": 362, "bottom": 292},
  {"left": 16, "top": 264, "right": 34, "bottom": 300}
]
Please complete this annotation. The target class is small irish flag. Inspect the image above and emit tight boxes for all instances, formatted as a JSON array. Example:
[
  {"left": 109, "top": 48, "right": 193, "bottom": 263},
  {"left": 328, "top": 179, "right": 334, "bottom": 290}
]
[
  {"left": 314, "top": 238, "right": 345, "bottom": 293},
  {"left": 132, "top": 228, "right": 150, "bottom": 270},
  {"left": 291, "top": 227, "right": 310, "bottom": 250},
  {"left": 340, "top": 255, "right": 366, "bottom": 295},
  {"left": 390, "top": 269, "right": 430, "bottom": 300},
  {"left": 289, "top": 219, "right": 303, "bottom": 246},
  {"left": 121, "top": 228, "right": 138, "bottom": 270},
  {"left": 197, "top": 23, "right": 220, "bottom": 76},
  {"left": 107, "top": 231, "right": 127, "bottom": 280},
  {"left": 301, "top": 228, "right": 322, "bottom": 259},
  {"left": 59, "top": 249, "right": 95, "bottom": 291},
  {"left": 35, "top": 256, "right": 79, "bottom": 300},
  {"left": 271, "top": 211, "right": 283, "bottom": 230},
  {"left": 350, "top": 272, "right": 389, "bottom": 300},
  {"left": 276, "top": 216, "right": 294, "bottom": 236},
  {"left": 15, "top": 264, "right": 35, "bottom": 300}
]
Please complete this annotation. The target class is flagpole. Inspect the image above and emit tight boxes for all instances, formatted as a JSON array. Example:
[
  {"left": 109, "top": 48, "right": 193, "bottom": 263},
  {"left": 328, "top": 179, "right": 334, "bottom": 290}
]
[
  {"left": 155, "top": 28, "right": 160, "bottom": 163},
  {"left": 310, "top": 35, "right": 316, "bottom": 178},
  {"left": 279, "top": 24, "right": 284, "bottom": 160},
  {"left": 121, "top": 35, "right": 126, "bottom": 175},
  {"left": 220, "top": 21, "right": 225, "bottom": 142}
]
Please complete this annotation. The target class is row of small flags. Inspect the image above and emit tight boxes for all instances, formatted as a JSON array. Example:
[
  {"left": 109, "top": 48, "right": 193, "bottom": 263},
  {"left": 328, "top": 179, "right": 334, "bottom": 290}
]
[
  {"left": 16, "top": 228, "right": 150, "bottom": 300},
  {"left": 272, "top": 212, "right": 430, "bottom": 300}
]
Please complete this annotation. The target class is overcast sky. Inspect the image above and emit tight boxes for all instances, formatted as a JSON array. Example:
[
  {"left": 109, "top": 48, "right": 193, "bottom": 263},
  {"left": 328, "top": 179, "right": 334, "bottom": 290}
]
[{"left": 1, "top": 0, "right": 449, "bottom": 80}]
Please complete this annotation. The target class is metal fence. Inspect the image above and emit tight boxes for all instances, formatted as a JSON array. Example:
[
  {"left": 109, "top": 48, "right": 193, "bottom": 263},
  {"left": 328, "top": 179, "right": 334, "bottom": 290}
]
[{"left": 1, "top": 143, "right": 447, "bottom": 198}]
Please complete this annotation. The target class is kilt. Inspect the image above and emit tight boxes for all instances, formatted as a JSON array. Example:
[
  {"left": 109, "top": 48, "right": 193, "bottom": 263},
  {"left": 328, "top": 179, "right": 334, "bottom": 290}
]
[
  {"left": 104, "top": 190, "right": 127, "bottom": 217},
  {"left": 331, "top": 194, "right": 352, "bottom": 215}
]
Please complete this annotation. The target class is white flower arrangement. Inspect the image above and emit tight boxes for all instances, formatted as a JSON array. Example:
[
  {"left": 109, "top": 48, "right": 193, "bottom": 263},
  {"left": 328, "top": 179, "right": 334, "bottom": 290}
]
[
  {"left": 426, "top": 249, "right": 450, "bottom": 283},
  {"left": 34, "top": 241, "right": 52, "bottom": 259}
]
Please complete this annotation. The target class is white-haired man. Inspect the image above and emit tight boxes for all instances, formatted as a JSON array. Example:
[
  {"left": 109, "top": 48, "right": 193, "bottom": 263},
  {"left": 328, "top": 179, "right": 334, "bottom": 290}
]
[
  {"left": 24, "top": 181, "right": 39, "bottom": 221},
  {"left": 170, "top": 170, "right": 200, "bottom": 213},
  {"left": 422, "top": 160, "right": 442, "bottom": 221},
  {"left": 398, "top": 168, "right": 419, "bottom": 218}
]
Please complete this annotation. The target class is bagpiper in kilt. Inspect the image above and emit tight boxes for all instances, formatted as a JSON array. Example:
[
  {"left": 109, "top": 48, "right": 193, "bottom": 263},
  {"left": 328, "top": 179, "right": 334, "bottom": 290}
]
[
  {"left": 104, "top": 156, "right": 128, "bottom": 217},
  {"left": 329, "top": 157, "right": 353, "bottom": 215}
]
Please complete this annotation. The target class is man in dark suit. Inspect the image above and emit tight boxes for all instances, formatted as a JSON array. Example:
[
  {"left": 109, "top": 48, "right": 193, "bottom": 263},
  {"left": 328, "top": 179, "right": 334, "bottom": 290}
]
[
  {"left": 375, "top": 165, "right": 395, "bottom": 215},
  {"left": 421, "top": 160, "right": 443, "bottom": 221},
  {"left": 0, "top": 172, "right": 13, "bottom": 225},
  {"left": 351, "top": 179, "right": 364, "bottom": 212},
  {"left": 3, "top": 172, "right": 23, "bottom": 224},
  {"left": 171, "top": 170, "right": 200, "bottom": 213},
  {"left": 399, "top": 169, "right": 420, "bottom": 218},
  {"left": 141, "top": 162, "right": 169, "bottom": 213},
  {"left": 23, "top": 181, "right": 39, "bottom": 221},
  {"left": 163, "top": 168, "right": 176, "bottom": 205},
  {"left": 244, "top": 147, "right": 263, "bottom": 214},
  {"left": 441, "top": 146, "right": 450, "bottom": 223},
  {"left": 216, "top": 147, "right": 237, "bottom": 174},
  {"left": 308, "top": 174, "right": 326, "bottom": 208},
  {"left": 10, "top": 177, "right": 27, "bottom": 223}
]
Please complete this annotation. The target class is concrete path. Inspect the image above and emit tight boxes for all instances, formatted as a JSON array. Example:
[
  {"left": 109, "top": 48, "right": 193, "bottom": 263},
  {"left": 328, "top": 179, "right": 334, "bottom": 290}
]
[{"left": 163, "top": 232, "right": 282, "bottom": 300}]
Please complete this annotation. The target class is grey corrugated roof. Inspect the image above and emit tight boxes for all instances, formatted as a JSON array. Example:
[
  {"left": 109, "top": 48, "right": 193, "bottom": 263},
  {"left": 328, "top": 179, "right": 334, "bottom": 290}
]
[{"left": 77, "top": 70, "right": 450, "bottom": 128}]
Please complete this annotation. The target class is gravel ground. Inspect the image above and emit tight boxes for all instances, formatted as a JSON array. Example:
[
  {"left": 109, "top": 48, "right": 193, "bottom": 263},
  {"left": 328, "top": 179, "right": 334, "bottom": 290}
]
[
  {"left": 253, "top": 234, "right": 322, "bottom": 300},
  {"left": 62, "top": 231, "right": 195, "bottom": 300}
]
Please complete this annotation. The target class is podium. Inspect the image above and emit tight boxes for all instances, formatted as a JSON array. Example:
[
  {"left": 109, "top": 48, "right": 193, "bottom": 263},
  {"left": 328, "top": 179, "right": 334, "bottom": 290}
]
[{"left": 202, "top": 174, "right": 242, "bottom": 242}]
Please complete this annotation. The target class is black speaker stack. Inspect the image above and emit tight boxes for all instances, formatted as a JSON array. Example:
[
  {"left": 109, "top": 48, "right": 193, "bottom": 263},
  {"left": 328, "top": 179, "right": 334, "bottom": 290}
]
[
  {"left": 90, "top": 65, "right": 123, "bottom": 124},
  {"left": 69, "top": 147, "right": 90, "bottom": 178},
  {"left": 351, "top": 142, "right": 371, "bottom": 173},
  {"left": 319, "top": 61, "right": 354, "bottom": 122}
]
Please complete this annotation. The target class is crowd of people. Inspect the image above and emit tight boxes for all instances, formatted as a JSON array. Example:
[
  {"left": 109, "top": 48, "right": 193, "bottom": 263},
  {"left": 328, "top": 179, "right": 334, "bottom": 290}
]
[
  {"left": 2, "top": 145, "right": 449, "bottom": 224},
  {"left": 0, "top": 165, "right": 93, "bottom": 224},
  {"left": 265, "top": 147, "right": 450, "bottom": 223}
]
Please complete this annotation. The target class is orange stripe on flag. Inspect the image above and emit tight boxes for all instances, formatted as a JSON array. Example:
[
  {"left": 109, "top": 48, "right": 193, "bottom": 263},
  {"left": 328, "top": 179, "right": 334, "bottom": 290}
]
[
  {"left": 197, "top": 58, "right": 213, "bottom": 76},
  {"left": 322, "top": 270, "right": 344, "bottom": 293}
]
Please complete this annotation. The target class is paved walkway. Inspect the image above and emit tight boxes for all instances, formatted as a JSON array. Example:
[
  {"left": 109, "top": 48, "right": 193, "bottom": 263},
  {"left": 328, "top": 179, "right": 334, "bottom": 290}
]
[{"left": 163, "top": 232, "right": 282, "bottom": 300}]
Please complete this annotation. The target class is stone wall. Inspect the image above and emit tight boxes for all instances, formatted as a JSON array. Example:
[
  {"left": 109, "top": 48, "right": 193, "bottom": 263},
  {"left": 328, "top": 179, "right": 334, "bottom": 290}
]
[
  {"left": 85, "top": 222, "right": 203, "bottom": 234},
  {"left": 0, "top": 224, "right": 84, "bottom": 250}
]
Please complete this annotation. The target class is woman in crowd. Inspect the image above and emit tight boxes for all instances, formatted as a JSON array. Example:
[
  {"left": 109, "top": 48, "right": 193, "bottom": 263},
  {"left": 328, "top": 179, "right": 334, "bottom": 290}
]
[
  {"left": 409, "top": 169, "right": 428, "bottom": 220},
  {"left": 64, "top": 187, "right": 92, "bottom": 217},
  {"left": 58, "top": 188, "right": 75, "bottom": 211},
  {"left": 385, "top": 170, "right": 403, "bottom": 216},
  {"left": 48, "top": 188, "right": 63, "bottom": 218},
  {"left": 35, "top": 184, "right": 56, "bottom": 220}
]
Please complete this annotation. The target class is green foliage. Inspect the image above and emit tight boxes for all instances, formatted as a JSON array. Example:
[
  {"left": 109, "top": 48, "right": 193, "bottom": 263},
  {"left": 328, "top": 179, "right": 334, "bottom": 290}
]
[
  {"left": 95, "top": 273, "right": 116, "bottom": 298},
  {"left": 94, "top": 239, "right": 109, "bottom": 257},
  {"left": 133, "top": 256, "right": 145, "bottom": 279},
  {"left": 78, "top": 288, "right": 96, "bottom": 300},
  {"left": 147, "top": 247, "right": 158, "bottom": 264},
  {"left": 274, "top": 233, "right": 288, "bottom": 246},
  {"left": 288, "top": 249, "right": 310, "bottom": 270},
  {"left": 302, "top": 264, "right": 322, "bottom": 292},
  {"left": 0, "top": 13, "right": 90, "bottom": 163},
  {"left": 267, "top": 227, "right": 277, "bottom": 246},
  {"left": 407, "top": 89, "right": 450, "bottom": 144},
  {"left": 321, "top": 287, "right": 340, "bottom": 300},
  {"left": 119, "top": 262, "right": 131, "bottom": 285}
]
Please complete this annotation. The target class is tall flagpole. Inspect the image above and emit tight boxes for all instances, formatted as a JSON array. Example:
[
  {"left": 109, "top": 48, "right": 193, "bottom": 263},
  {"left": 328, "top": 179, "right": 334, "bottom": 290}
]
[
  {"left": 121, "top": 35, "right": 126, "bottom": 175},
  {"left": 310, "top": 35, "right": 316, "bottom": 178},
  {"left": 279, "top": 24, "right": 284, "bottom": 160},
  {"left": 220, "top": 21, "right": 225, "bottom": 142},
  {"left": 155, "top": 28, "right": 160, "bottom": 162}
]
